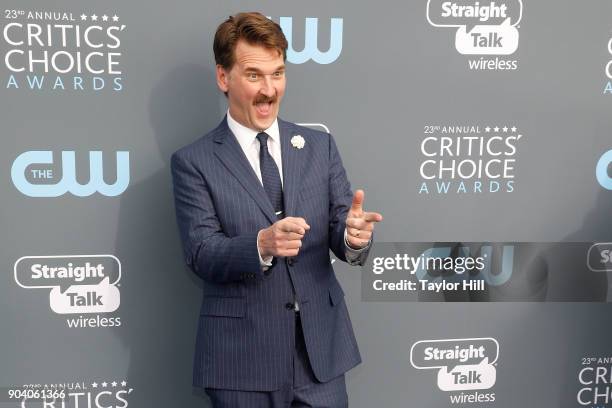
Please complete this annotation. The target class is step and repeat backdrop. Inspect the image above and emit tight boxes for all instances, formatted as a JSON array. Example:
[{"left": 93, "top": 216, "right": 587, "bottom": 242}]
[{"left": 2, "top": 0, "right": 612, "bottom": 407}]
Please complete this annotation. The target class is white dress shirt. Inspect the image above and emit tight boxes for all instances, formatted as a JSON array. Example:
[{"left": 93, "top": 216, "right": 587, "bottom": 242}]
[
  {"left": 226, "top": 111, "right": 368, "bottom": 273},
  {"left": 227, "top": 110, "right": 284, "bottom": 187}
]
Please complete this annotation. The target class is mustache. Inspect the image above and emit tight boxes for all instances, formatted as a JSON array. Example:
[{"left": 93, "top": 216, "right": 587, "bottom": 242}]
[{"left": 253, "top": 93, "right": 277, "bottom": 105}]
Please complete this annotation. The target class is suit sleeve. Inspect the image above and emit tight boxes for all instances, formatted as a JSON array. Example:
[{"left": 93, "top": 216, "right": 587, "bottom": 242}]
[
  {"left": 171, "top": 152, "right": 262, "bottom": 283},
  {"left": 327, "top": 134, "right": 373, "bottom": 265}
]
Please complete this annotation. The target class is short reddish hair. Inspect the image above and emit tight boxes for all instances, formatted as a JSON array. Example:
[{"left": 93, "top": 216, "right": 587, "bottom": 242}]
[{"left": 213, "top": 12, "right": 288, "bottom": 70}]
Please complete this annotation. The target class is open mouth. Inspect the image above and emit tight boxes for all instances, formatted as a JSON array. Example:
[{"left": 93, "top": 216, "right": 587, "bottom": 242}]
[{"left": 255, "top": 101, "right": 273, "bottom": 116}]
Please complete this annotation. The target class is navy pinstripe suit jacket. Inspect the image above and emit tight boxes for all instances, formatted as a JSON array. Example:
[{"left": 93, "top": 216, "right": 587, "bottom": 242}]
[{"left": 171, "top": 117, "right": 365, "bottom": 391}]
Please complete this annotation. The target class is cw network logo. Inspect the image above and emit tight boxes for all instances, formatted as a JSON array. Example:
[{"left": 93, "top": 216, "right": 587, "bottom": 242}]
[
  {"left": 596, "top": 149, "right": 612, "bottom": 190},
  {"left": 11, "top": 150, "right": 130, "bottom": 197},
  {"left": 271, "top": 17, "right": 343, "bottom": 64}
]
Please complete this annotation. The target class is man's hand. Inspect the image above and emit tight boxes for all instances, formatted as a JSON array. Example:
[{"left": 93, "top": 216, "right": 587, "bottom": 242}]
[
  {"left": 345, "top": 190, "right": 383, "bottom": 249},
  {"left": 258, "top": 217, "right": 310, "bottom": 258}
]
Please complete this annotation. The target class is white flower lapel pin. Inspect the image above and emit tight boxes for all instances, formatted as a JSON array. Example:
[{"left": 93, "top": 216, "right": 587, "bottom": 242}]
[{"left": 291, "top": 135, "right": 305, "bottom": 149}]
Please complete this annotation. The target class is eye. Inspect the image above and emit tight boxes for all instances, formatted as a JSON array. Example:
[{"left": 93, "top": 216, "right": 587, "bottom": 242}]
[
  {"left": 273, "top": 71, "right": 285, "bottom": 78},
  {"left": 247, "top": 72, "right": 259, "bottom": 81}
]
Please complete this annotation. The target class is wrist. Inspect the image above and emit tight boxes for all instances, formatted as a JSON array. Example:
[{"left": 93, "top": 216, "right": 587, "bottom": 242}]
[
  {"left": 258, "top": 228, "right": 271, "bottom": 258},
  {"left": 344, "top": 228, "right": 368, "bottom": 251}
]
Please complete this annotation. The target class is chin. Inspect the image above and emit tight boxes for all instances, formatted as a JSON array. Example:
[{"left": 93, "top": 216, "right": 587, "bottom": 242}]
[{"left": 255, "top": 118, "right": 275, "bottom": 130}]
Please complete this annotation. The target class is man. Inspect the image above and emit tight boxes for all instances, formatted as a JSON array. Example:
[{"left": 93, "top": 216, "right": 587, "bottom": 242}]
[{"left": 171, "top": 12, "right": 382, "bottom": 407}]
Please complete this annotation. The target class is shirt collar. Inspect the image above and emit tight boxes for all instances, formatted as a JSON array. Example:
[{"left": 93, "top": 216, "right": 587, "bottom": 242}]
[{"left": 226, "top": 110, "right": 280, "bottom": 150}]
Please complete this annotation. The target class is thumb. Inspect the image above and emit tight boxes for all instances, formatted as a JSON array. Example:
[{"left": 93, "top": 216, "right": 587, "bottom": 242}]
[{"left": 351, "top": 189, "right": 364, "bottom": 212}]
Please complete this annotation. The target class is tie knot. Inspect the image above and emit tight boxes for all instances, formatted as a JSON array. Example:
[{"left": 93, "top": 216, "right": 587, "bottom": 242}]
[{"left": 256, "top": 132, "right": 269, "bottom": 147}]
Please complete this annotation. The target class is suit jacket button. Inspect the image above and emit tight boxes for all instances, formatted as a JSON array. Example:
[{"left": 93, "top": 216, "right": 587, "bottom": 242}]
[{"left": 285, "top": 302, "right": 295, "bottom": 310}]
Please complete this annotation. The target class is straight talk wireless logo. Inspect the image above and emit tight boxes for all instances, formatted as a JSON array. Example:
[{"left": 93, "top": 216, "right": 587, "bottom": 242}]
[
  {"left": 426, "top": 0, "right": 522, "bottom": 70},
  {"left": 411, "top": 338, "right": 499, "bottom": 404},
  {"left": 14, "top": 255, "right": 123, "bottom": 328}
]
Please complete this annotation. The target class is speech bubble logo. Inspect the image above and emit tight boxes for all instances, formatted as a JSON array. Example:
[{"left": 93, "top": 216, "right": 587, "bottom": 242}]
[
  {"left": 49, "top": 276, "right": 120, "bottom": 314},
  {"left": 410, "top": 337, "right": 499, "bottom": 369},
  {"left": 437, "top": 357, "right": 497, "bottom": 391},
  {"left": 14, "top": 255, "right": 121, "bottom": 293},
  {"left": 296, "top": 123, "right": 330, "bottom": 134},
  {"left": 427, "top": 0, "right": 523, "bottom": 32},
  {"left": 587, "top": 243, "right": 612, "bottom": 272},
  {"left": 455, "top": 18, "right": 519, "bottom": 55}
]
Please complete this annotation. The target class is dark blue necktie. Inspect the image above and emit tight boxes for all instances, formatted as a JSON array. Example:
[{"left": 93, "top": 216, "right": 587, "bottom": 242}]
[{"left": 256, "top": 132, "right": 284, "bottom": 218}]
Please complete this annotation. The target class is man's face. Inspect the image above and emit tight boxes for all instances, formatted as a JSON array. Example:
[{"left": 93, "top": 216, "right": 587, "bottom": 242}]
[{"left": 217, "top": 40, "right": 286, "bottom": 132}]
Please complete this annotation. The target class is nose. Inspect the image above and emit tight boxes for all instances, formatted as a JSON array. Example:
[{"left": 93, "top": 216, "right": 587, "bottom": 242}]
[{"left": 260, "top": 76, "right": 275, "bottom": 97}]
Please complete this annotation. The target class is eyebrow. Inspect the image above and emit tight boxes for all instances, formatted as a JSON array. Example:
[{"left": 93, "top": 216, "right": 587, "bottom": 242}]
[{"left": 244, "top": 65, "right": 286, "bottom": 73}]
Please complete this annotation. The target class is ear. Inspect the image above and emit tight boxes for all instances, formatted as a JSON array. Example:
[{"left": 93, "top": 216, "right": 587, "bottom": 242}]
[{"left": 216, "top": 65, "right": 229, "bottom": 93}]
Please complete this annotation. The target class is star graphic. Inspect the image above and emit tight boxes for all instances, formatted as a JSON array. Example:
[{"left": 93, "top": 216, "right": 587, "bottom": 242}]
[
  {"left": 112, "top": 15, "right": 119, "bottom": 22},
  {"left": 511, "top": 126, "right": 517, "bottom": 132},
  {"left": 111, "top": 381, "right": 117, "bottom": 387},
  {"left": 102, "top": 15, "right": 109, "bottom": 21},
  {"left": 91, "top": 382, "right": 98, "bottom": 388},
  {"left": 121, "top": 381, "right": 127, "bottom": 387},
  {"left": 502, "top": 126, "right": 508, "bottom": 132},
  {"left": 80, "top": 14, "right": 87, "bottom": 20},
  {"left": 101, "top": 382, "right": 107, "bottom": 387},
  {"left": 485, "top": 126, "right": 491, "bottom": 132},
  {"left": 91, "top": 14, "right": 98, "bottom": 21},
  {"left": 493, "top": 126, "right": 500, "bottom": 132}
]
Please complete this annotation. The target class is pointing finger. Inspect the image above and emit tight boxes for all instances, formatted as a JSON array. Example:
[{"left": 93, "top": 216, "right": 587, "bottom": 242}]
[
  {"left": 363, "top": 212, "right": 383, "bottom": 222},
  {"left": 350, "top": 189, "right": 364, "bottom": 212}
]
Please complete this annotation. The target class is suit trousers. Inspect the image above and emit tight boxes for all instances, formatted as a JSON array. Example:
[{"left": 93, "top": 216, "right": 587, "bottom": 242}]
[{"left": 205, "top": 313, "right": 349, "bottom": 408}]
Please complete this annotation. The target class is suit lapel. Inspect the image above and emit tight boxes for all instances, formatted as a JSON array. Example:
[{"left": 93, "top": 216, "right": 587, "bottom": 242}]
[
  {"left": 280, "top": 119, "right": 307, "bottom": 217},
  {"left": 213, "top": 118, "right": 276, "bottom": 224}
]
